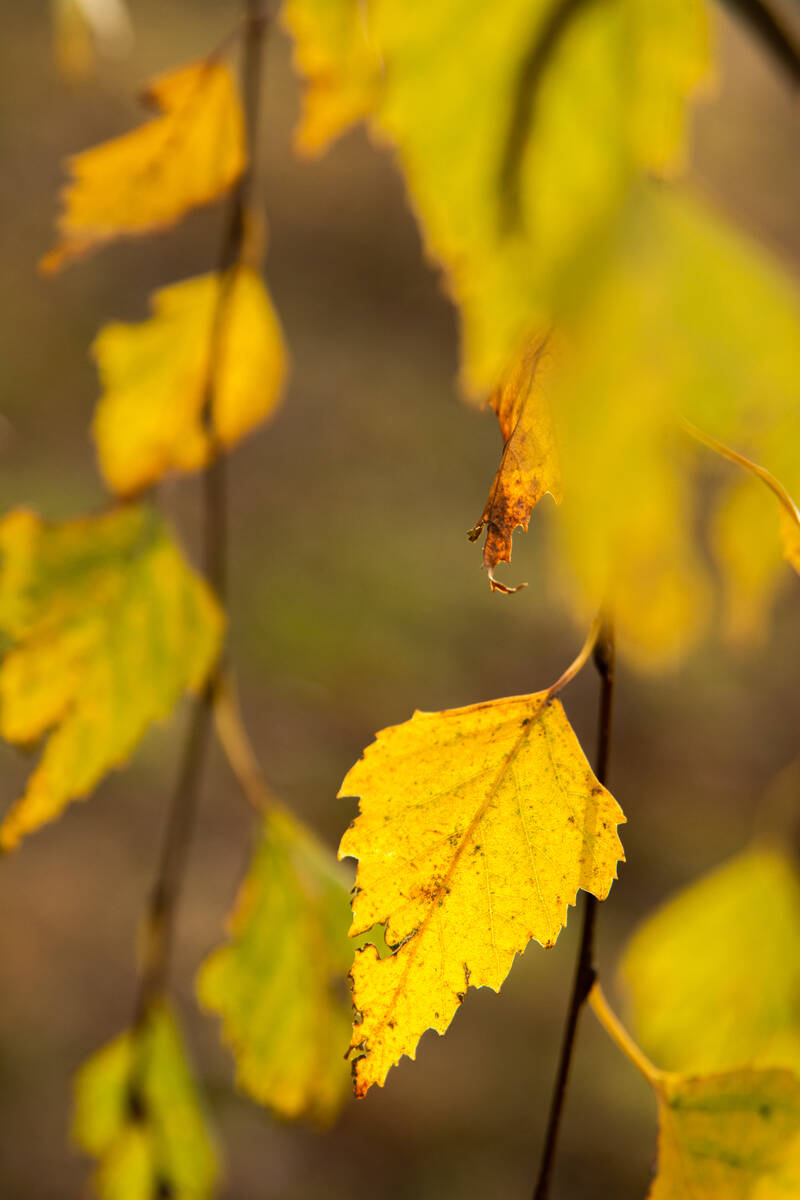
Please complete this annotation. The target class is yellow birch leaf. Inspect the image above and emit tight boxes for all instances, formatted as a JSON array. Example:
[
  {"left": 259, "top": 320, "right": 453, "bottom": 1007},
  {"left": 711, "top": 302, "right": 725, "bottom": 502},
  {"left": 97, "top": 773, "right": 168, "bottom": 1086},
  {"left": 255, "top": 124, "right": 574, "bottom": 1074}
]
[
  {"left": 650, "top": 1070, "right": 800, "bottom": 1200},
  {"left": 285, "top": 0, "right": 708, "bottom": 390},
  {"left": 282, "top": 0, "right": 381, "bottom": 154},
  {"left": 41, "top": 59, "right": 246, "bottom": 272},
  {"left": 468, "top": 332, "right": 562, "bottom": 593},
  {"left": 0, "top": 505, "right": 222, "bottom": 849},
  {"left": 337, "top": 690, "right": 625, "bottom": 1096},
  {"left": 73, "top": 1002, "right": 218, "bottom": 1200},
  {"left": 197, "top": 806, "right": 352, "bottom": 1125},
  {"left": 92, "top": 268, "right": 287, "bottom": 496},
  {"left": 620, "top": 849, "right": 800, "bottom": 1076}
]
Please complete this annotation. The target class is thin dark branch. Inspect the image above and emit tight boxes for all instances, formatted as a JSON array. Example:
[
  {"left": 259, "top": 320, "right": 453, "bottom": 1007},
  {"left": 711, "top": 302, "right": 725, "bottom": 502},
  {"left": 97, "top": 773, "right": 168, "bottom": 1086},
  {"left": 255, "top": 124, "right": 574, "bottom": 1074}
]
[
  {"left": 719, "top": 0, "right": 800, "bottom": 88},
  {"left": 500, "top": 0, "right": 602, "bottom": 232},
  {"left": 532, "top": 621, "right": 615, "bottom": 1200},
  {"left": 128, "top": 0, "right": 270, "bottom": 1107}
]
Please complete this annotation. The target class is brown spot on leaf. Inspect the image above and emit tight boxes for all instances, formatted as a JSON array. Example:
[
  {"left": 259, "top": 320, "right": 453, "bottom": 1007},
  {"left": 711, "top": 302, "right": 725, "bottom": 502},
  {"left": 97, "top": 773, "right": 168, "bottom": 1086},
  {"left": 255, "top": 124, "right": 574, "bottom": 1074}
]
[{"left": 470, "top": 333, "right": 562, "bottom": 591}]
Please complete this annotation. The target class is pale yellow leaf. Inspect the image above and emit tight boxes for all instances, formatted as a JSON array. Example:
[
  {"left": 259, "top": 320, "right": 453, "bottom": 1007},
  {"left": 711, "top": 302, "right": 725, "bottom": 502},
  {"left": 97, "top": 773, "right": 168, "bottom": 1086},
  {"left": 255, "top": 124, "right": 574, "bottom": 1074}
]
[
  {"left": 282, "top": 0, "right": 381, "bottom": 153},
  {"left": 92, "top": 268, "right": 287, "bottom": 496},
  {"left": 285, "top": 0, "right": 709, "bottom": 390}
]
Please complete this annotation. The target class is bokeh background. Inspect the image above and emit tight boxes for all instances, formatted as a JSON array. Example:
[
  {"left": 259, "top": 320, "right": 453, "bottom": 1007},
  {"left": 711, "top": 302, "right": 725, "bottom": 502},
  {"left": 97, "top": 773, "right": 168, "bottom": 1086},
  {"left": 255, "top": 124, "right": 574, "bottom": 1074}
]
[{"left": 1, "top": 3, "right": 799, "bottom": 1197}]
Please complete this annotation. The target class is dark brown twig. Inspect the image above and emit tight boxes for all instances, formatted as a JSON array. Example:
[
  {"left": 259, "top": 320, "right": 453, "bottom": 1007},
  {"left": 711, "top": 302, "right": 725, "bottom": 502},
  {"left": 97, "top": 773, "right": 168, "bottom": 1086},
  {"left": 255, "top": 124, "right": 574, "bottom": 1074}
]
[
  {"left": 719, "top": 0, "right": 800, "bottom": 88},
  {"left": 532, "top": 621, "right": 615, "bottom": 1200},
  {"left": 127, "top": 0, "right": 270, "bottom": 1111}
]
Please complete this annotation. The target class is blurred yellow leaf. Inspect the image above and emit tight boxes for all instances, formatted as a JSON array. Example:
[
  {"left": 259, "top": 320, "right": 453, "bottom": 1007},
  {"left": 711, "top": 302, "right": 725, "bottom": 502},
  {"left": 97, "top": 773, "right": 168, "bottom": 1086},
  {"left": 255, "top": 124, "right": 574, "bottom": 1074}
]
[
  {"left": 0, "top": 505, "right": 222, "bottom": 849},
  {"left": 650, "top": 1070, "right": 800, "bottom": 1200},
  {"left": 620, "top": 848, "right": 800, "bottom": 1075},
  {"left": 197, "top": 806, "right": 352, "bottom": 1124},
  {"left": 41, "top": 58, "right": 245, "bottom": 272},
  {"left": 285, "top": 0, "right": 708, "bottom": 390},
  {"left": 468, "top": 333, "right": 562, "bottom": 593},
  {"left": 92, "top": 268, "right": 287, "bottom": 496},
  {"left": 73, "top": 1002, "right": 218, "bottom": 1200},
  {"left": 712, "top": 480, "right": 787, "bottom": 643},
  {"left": 282, "top": 0, "right": 381, "bottom": 153},
  {"left": 338, "top": 689, "right": 625, "bottom": 1095},
  {"left": 473, "top": 189, "right": 800, "bottom": 666},
  {"left": 52, "top": 0, "right": 94, "bottom": 80}
]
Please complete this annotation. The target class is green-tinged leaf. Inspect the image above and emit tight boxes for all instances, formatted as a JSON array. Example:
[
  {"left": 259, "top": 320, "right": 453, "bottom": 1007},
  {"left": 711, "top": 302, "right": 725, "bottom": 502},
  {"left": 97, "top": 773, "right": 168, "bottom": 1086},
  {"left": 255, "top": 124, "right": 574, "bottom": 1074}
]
[
  {"left": 73, "top": 1003, "right": 218, "bottom": 1200},
  {"left": 285, "top": 0, "right": 708, "bottom": 390},
  {"left": 651, "top": 1069, "right": 800, "bottom": 1200},
  {"left": 92, "top": 268, "right": 287, "bottom": 497},
  {"left": 0, "top": 505, "right": 222, "bottom": 848},
  {"left": 621, "top": 848, "right": 800, "bottom": 1075},
  {"left": 197, "top": 806, "right": 352, "bottom": 1123}
]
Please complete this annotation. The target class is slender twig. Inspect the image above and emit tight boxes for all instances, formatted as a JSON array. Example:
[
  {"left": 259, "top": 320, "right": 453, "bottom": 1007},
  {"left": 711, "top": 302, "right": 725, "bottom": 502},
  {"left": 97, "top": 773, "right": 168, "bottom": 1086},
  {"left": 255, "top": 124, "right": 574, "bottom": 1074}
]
[
  {"left": 127, "top": 0, "right": 270, "bottom": 1104},
  {"left": 213, "top": 672, "right": 276, "bottom": 815},
  {"left": 588, "top": 982, "right": 659, "bottom": 1086},
  {"left": 682, "top": 418, "right": 800, "bottom": 536},
  {"left": 532, "top": 620, "right": 616, "bottom": 1200},
  {"left": 719, "top": 0, "right": 800, "bottom": 89},
  {"left": 545, "top": 614, "right": 602, "bottom": 700}
]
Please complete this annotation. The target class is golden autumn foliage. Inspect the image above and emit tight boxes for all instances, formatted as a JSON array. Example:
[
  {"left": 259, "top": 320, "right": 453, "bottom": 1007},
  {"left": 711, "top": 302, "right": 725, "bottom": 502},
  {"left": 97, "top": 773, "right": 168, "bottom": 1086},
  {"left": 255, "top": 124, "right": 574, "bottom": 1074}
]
[
  {"left": 73, "top": 1004, "right": 218, "bottom": 1200},
  {"left": 282, "top": 0, "right": 380, "bottom": 154},
  {"left": 338, "top": 689, "right": 625, "bottom": 1095},
  {"left": 41, "top": 58, "right": 246, "bottom": 272},
  {"left": 93, "top": 267, "right": 287, "bottom": 495},
  {"left": 197, "top": 806, "right": 353, "bottom": 1124},
  {"left": 8, "top": 0, "right": 800, "bottom": 1196},
  {"left": 0, "top": 505, "right": 222, "bottom": 849}
]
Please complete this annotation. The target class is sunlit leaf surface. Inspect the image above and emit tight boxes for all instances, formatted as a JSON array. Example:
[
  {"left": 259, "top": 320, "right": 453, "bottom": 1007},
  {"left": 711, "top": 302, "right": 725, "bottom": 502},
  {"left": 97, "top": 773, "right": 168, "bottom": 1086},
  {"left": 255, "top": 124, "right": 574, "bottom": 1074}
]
[
  {"left": 338, "top": 690, "right": 625, "bottom": 1095},
  {"left": 93, "top": 268, "right": 287, "bottom": 496},
  {"left": 41, "top": 58, "right": 245, "bottom": 271}
]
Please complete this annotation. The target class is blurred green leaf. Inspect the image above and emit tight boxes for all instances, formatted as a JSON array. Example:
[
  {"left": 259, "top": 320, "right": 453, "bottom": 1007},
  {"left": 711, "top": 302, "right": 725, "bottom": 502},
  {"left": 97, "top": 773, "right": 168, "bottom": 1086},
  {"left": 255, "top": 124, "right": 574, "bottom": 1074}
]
[
  {"left": 73, "top": 1003, "right": 219, "bottom": 1200},
  {"left": 0, "top": 504, "right": 223, "bottom": 848},
  {"left": 197, "top": 806, "right": 353, "bottom": 1124}
]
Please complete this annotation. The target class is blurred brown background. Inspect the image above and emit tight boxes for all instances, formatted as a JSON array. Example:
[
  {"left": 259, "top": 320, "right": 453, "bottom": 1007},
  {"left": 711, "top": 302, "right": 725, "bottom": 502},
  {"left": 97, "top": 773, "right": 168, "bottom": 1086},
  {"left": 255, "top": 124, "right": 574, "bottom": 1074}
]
[{"left": 0, "top": 3, "right": 799, "bottom": 1197}]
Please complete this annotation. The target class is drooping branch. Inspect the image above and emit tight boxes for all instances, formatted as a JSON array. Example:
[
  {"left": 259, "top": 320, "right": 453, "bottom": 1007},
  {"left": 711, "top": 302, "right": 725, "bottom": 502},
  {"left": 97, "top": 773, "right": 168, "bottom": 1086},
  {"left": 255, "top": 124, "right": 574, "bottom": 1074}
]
[
  {"left": 719, "top": 0, "right": 800, "bottom": 89},
  {"left": 532, "top": 620, "right": 616, "bottom": 1200},
  {"left": 128, "top": 0, "right": 271, "bottom": 1095}
]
